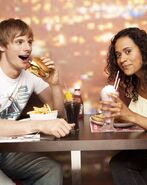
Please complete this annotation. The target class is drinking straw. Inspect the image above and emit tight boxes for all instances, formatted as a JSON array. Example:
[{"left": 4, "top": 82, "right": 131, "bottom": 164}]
[
  {"left": 114, "top": 71, "right": 120, "bottom": 89},
  {"left": 115, "top": 78, "right": 120, "bottom": 90}
]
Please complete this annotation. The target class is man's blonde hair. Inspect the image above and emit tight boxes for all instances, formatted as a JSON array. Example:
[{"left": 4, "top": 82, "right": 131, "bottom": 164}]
[{"left": 0, "top": 18, "right": 33, "bottom": 58}]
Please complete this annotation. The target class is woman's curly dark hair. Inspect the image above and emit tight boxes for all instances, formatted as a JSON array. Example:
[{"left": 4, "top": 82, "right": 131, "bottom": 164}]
[{"left": 105, "top": 27, "right": 147, "bottom": 101}]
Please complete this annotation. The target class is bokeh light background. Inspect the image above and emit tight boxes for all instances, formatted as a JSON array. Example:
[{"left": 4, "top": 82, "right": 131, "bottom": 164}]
[{"left": 0, "top": 0, "right": 147, "bottom": 113}]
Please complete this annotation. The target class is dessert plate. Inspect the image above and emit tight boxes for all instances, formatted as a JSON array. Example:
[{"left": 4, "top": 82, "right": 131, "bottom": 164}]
[
  {"left": 114, "top": 122, "right": 134, "bottom": 128},
  {"left": 90, "top": 116, "right": 134, "bottom": 128}
]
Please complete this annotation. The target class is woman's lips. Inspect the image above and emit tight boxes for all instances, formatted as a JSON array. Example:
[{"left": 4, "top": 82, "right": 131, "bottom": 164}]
[{"left": 122, "top": 64, "right": 132, "bottom": 70}]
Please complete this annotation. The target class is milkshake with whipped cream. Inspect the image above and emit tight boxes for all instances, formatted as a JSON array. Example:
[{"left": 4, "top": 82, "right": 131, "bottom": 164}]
[{"left": 100, "top": 85, "right": 118, "bottom": 131}]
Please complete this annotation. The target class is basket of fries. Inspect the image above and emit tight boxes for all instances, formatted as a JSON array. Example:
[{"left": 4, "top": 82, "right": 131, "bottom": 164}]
[{"left": 27, "top": 104, "right": 58, "bottom": 120}]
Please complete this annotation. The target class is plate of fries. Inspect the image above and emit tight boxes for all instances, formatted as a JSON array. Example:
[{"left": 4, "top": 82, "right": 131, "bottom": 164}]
[{"left": 27, "top": 104, "right": 58, "bottom": 120}]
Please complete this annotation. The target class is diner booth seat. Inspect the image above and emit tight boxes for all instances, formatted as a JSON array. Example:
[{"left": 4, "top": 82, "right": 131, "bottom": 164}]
[
  {"left": 13, "top": 180, "right": 22, "bottom": 185},
  {"left": 19, "top": 92, "right": 43, "bottom": 120}
]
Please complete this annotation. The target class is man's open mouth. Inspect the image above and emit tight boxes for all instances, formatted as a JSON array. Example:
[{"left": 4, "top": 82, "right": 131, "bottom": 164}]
[{"left": 18, "top": 55, "right": 30, "bottom": 61}]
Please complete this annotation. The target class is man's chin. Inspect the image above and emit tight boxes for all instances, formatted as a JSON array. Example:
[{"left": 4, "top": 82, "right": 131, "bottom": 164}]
[{"left": 23, "top": 62, "right": 31, "bottom": 70}]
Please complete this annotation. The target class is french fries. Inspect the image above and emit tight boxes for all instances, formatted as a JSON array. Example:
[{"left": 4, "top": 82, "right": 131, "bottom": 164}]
[{"left": 27, "top": 104, "right": 52, "bottom": 114}]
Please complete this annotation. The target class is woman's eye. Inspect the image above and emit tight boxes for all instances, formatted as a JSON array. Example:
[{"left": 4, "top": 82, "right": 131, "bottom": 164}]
[
  {"left": 116, "top": 53, "right": 121, "bottom": 59},
  {"left": 125, "top": 49, "right": 131, "bottom": 54}
]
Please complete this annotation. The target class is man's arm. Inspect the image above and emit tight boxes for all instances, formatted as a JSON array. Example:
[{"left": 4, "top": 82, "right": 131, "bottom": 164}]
[
  {"left": 0, "top": 119, "right": 74, "bottom": 138},
  {"left": 37, "top": 57, "right": 65, "bottom": 117},
  {"left": 38, "top": 85, "right": 64, "bottom": 117}
]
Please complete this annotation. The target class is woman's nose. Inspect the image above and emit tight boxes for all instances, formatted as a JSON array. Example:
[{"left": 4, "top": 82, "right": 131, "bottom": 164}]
[{"left": 120, "top": 53, "right": 127, "bottom": 63}]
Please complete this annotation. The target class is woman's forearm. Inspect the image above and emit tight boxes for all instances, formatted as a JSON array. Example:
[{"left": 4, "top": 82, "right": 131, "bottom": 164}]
[{"left": 126, "top": 111, "right": 147, "bottom": 129}]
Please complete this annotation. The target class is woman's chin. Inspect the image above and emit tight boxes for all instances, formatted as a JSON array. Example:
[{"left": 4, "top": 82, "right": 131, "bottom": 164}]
[{"left": 124, "top": 70, "right": 134, "bottom": 76}]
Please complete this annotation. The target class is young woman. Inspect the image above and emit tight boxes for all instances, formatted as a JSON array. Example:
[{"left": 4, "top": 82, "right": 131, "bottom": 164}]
[{"left": 101, "top": 27, "right": 147, "bottom": 185}]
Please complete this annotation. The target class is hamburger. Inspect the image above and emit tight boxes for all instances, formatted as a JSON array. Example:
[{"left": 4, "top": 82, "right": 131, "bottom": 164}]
[{"left": 28, "top": 57, "right": 49, "bottom": 77}]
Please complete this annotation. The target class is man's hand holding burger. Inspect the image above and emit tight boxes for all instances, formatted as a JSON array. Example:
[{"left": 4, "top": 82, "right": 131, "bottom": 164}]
[
  {"left": 28, "top": 56, "right": 60, "bottom": 85},
  {"left": 28, "top": 56, "right": 64, "bottom": 117}
]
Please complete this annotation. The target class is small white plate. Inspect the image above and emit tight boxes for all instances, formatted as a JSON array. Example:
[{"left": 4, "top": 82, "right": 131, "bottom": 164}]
[
  {"left": 19, "top": 118, "right": 30, "bottom": 121},
  {"left": 29, "top": 110, "right": 58, "bottom": 120},
  {"left": 114, "top": 122, "right": 134, "bottom": 128}
]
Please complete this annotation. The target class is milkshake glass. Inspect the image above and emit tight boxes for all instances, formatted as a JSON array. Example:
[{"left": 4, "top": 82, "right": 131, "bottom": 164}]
[{"left": 100, "top": 85, "right": 118, "bottom": 132}]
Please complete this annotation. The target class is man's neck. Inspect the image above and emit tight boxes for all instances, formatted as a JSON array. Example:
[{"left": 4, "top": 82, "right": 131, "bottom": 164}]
[
  {"left": 0, "top": 54, "right": 21, "bottom": 79},
  {"left": 0, "top": 58, "right": 20, "bottom": 79}
]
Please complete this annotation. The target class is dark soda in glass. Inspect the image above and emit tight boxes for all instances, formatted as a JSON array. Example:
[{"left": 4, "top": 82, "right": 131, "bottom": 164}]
[
  {"left": 73, "top": 86, "right": 84, "bottom": 119},
  {"left": 64, "top": 101, "right": 81, "bottom": 130}
]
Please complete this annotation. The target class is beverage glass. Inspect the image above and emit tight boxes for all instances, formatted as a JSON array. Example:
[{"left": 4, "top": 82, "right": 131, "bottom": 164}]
[
  {"left": 100, "top": 85, "right": 118, "bottom": 132},
  {"left": 64, "top": 101, "right": 81, "bottom": 131}
]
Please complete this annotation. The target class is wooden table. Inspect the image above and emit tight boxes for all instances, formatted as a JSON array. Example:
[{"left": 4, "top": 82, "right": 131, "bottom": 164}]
[{"left": 0, "top": 115, "right": 146, "bottom": 185}]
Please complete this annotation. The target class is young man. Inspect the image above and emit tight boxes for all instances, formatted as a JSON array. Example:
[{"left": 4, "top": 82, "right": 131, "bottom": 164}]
[{"left": 0, "top": 18, "right": 74, "bottom": 185}]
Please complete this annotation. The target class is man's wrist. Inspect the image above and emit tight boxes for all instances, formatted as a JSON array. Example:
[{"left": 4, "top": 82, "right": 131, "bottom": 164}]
[
  {"left": 50, "top": 82, "right": 60, "bottom": 86},
  {"left": 49, "top": 80, "right": 62, "bottom": 87}
]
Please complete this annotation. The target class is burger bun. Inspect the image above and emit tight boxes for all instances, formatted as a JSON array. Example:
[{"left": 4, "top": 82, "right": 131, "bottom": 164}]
[{"left": 28, "top": 57, "right": 49, "bottom": 77}]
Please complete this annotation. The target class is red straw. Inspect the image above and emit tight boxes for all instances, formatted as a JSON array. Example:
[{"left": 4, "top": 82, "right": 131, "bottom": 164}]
[
  {"left": 115, "top": 78, "right": 120, "bottom": 90},
  {"left": 114, "top": 71, "right": 120, "bottom": 90}
]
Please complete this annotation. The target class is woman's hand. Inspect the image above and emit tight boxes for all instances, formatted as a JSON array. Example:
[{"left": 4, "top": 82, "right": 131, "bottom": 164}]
[{"left": 100, "top": 93, "right": 132, "bottom": 122}]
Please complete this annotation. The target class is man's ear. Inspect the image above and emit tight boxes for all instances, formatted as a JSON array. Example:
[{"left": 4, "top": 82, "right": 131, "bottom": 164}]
[{"left": 0, "top": 45, "right": 6, "bottom": 52}]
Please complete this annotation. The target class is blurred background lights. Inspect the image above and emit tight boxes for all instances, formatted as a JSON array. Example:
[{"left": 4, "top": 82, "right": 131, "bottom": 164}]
[{"left": 0, "top": 0, "right": 146, "bottom": 113}]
